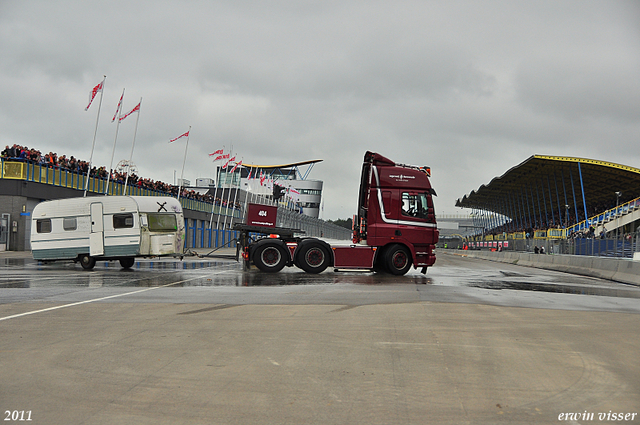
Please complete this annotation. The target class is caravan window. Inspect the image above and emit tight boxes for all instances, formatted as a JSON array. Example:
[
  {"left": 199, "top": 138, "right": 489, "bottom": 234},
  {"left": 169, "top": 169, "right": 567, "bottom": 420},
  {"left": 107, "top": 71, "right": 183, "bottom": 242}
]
[
  {"left": 147, "top": 213, "right": 177, "bottom": 232},
  {"left": 36, "top": 219, "right": 52, "bottom": 233},
  {"left": 113, "top": 213, "right": 134, "bottom": 229},
  {"left": 63, "top": 218, "right": 77, "bottom": 231}
]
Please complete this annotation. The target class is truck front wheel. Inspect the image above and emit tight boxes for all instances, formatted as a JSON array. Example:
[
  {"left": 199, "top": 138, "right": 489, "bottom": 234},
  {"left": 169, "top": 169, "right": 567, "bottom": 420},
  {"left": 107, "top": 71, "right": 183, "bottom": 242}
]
[
  {"left": 297, "top": 242, "right": 329, "bottom": 274},
  {"left": 253, "top": 242, "right": 287, "bottom": 273},
  {"left": 385, "top": 244, "right": 412, "bottom": 275}
]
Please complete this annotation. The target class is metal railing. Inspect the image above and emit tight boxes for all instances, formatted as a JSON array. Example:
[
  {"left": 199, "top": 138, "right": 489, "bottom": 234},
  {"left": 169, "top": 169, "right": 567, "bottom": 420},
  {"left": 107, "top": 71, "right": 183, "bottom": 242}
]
[
  {"left": 1, "top": 158, "right": 244, "bottom": 218},
  {"left": 568, "top": 196, "right": 640, "bottom": 233}
]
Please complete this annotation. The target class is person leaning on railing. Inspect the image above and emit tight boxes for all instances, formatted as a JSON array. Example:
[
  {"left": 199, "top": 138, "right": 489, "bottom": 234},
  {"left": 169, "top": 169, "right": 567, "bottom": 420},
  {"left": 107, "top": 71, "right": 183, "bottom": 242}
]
[{"left": 1, "top": 144, "right": 19, "bottom": 158}]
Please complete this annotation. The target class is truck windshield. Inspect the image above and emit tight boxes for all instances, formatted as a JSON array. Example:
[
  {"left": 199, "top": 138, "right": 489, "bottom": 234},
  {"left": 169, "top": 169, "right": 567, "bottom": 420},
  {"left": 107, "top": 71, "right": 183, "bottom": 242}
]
[
  {"left": 401, "top": 192, "right": 434, "bottom": 220},
  {"left": 147, "top": 214, "right": 177, "bottom": 232}
]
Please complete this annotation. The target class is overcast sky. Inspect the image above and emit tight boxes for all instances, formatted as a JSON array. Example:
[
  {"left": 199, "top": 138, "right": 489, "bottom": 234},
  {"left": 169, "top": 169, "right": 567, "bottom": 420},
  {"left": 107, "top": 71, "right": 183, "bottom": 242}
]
[{"left": 1, "top": 0, "right": 639, "bottom": 219}]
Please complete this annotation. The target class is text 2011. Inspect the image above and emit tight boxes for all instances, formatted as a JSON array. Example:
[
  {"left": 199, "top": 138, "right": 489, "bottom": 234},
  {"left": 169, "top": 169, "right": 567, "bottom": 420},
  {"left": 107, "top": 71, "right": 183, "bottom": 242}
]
[{"left": 4, "top": 411, "right": 32, "bottom": 421}]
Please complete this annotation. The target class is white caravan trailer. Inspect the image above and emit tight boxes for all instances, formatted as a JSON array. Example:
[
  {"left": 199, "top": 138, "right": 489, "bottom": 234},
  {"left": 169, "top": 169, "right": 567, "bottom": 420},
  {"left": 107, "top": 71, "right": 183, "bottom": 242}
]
[{"left": 31, "top": 196, "right": 185, "bottom": 269}]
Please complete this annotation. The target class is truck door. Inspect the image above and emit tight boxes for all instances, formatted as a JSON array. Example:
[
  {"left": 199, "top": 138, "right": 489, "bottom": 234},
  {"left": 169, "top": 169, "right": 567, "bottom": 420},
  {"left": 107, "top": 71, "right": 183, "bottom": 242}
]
[
  {"left": 90, "top": 203, "right": 104, "bottom": 256},
  {"left": 399, "top": 191, "right": 437, "bottom": 244}
]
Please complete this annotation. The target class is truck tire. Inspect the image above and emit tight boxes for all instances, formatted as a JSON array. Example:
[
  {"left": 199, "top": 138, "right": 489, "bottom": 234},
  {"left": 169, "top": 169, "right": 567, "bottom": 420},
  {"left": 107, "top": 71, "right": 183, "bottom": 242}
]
[
  {"left": 296, "top": 242, "right": 330, "bottom": 274},
  {"left": 384, "top": 244, "right": 412, "bottom": 275},
  {"left": 79, "top": 254, "right": 96, "bottom": 270},
  {"left": 253, "top": 242, "right": 287, "bottom": 273},
  {"left": 119, "top": 257, "right": 135, "bottom": 269}
]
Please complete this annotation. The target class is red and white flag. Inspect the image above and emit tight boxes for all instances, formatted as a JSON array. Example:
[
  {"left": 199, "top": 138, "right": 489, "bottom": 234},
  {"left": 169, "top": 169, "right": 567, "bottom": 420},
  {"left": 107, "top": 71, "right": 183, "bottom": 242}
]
[
  {"left": 119, "top": 101, "right": 141, "bottom": 122},
  {"left": 85, "top": 78, "right": 104, "bottom": 111},
  {"left": 223, "top": 155, "right": 236, "bottom": 169},
  {"left": 260, "top": 171, "right": 266, "bottom": 186},
  {"left": 289, "top": 188, "right": 300, "bottom": 202},
  {"left": 209, "top": 149, "right": 224, "bottom": 157},
  {"left": 212, "top": 153, "right": 230, "bottom": 162},
  {"left": 169, "top": 130, "right": 189, "bottom": 143},
  {"left": 230, "top": 160, "right": 242, "bottom": 174},
  {"left": 247, "top": 167, "right": 253, "bottom": 180},
  {"left": 112, "top": 89, "right": 124, "bottom": 122}
]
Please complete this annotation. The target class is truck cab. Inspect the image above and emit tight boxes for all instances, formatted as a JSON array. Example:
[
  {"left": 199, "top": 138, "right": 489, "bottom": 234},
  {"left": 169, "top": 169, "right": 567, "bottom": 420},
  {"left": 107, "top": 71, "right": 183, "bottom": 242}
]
[
  {"left": 354, "top": 151, "right": 438, "bottom": 273},
  {"left": 238, "top": 151, "right": 438, "bottom": 275}
]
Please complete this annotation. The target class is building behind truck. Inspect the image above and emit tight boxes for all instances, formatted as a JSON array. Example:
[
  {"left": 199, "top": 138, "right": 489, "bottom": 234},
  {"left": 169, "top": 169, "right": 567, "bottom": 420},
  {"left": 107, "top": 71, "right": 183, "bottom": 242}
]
[{"left": 31, "top": 196, "right": 185, "bottom": 269}]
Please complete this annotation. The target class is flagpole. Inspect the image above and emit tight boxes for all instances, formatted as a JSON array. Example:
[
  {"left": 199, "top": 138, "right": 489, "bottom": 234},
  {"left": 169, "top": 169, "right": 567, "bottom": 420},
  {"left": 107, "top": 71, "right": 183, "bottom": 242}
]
[
  {"left": 84, "top": 75, "right": 106, "bottom": 197},
  {"left": 244, "top": 165, "right": 252, "bottom": 222},
  {"left": 123, "top": 97, "right": 142, "bottom": 195},
  {"left": 247, "top": 165, "right": 255, "bottom": 206},
  {"left": 222, "top": 152, "right": 237, "bottom": 231},
  {"left": 216, "top": 144, "right": 232, "bottom": 231},
  {"left": 243, "top": 175, "right": 251, "bottom": 225},
  {"left": 176, "top": 126, "right": 191, "bottom": 202},
  {"left": 229, "top": 158, "right": 242, "bottom": 229},
  {"left": 105, "top": 88, "right": 124, "bottom": 195},
  {"left": 215, "top": 164, "right": 226, "bottom": 236},
  {"left": 209, "top": 147, "right": 224, "bottom": 242},
  {"left": 208, "top": 158, "right": 217, "bottom": 245},
  {"left": 214, "top": 153, "right": 224, "bottom": 232}
]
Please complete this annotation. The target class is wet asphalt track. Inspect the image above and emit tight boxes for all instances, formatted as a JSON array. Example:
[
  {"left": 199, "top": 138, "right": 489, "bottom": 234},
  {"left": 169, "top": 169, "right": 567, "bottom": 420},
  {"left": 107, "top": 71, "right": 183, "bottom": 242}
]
[
  {"left": 1, "top": 251, "right": 639, "bottom": 314},
  {"left": 1, "top": 251, "right": 639, "bottom": 424}
]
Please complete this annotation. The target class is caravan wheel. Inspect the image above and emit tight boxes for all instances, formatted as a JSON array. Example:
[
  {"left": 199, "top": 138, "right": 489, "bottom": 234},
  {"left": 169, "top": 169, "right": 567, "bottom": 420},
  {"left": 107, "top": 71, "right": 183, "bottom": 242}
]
[
  {"left": 79, "top": 254, "right": 96, "bottom": 270},
  {"left": 119, "top": 257, "right": 135, "bottom": 269}
]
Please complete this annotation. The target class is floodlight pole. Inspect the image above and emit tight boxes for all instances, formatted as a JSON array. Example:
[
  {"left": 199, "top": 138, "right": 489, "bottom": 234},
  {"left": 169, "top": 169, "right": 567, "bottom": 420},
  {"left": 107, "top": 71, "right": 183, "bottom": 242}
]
[{"left": 615, "top": 191, "right": 622, "bottom": 256}]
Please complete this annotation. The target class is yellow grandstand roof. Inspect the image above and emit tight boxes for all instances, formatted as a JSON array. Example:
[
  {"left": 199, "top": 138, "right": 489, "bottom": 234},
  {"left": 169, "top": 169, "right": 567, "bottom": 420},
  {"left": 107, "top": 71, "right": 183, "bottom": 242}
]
[{"left": 456, "top": 155, "right": 640, "bottom": 222}]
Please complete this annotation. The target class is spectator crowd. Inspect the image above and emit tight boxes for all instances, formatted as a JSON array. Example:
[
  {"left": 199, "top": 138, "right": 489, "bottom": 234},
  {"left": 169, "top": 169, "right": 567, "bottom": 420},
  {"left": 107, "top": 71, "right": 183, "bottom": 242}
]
[{"left": 1, "top": 144, "right": 242, "bottom": 210}]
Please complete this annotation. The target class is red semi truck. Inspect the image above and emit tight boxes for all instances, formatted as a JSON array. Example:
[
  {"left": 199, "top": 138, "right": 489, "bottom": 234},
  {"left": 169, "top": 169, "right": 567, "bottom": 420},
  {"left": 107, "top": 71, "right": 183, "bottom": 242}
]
[{"left": 237, "top": 151, "right": 438, "bottom": 275}]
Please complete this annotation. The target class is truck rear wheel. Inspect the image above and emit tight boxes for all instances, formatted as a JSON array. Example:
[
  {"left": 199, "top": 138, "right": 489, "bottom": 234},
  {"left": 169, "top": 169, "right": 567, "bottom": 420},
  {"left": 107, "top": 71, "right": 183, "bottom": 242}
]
[
  {"left": 297, "top": 242, "right": 329, "bottom": 274},
  {"left": 253, "top": 242, "right": 287, "bottom": 273},
  {"left": 385, "top": 244, "right": 412, "bottom": 275},
  {"left": 79, "top": 254, "right": 96, "bottom": 270}
]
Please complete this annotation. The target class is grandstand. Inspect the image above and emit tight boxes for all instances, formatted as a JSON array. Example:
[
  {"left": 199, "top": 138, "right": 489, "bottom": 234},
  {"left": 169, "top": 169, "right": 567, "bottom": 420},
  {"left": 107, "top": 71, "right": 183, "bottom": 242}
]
[{"left": 455, "top": 155, "right": 640, "bottom": 257}]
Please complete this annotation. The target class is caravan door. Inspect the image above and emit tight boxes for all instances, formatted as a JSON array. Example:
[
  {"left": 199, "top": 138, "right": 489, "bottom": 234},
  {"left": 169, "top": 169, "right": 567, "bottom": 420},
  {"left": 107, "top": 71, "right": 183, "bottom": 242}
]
[
  {"left": 0, "top": 214, "right": 8, "bottom": 251},
  {"left": 90, "top": 203, "right": 104, "bottom": 256}
]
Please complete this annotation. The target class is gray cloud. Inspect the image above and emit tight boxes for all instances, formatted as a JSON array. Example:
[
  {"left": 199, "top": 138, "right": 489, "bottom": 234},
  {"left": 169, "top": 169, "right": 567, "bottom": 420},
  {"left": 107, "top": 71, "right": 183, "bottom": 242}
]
[{"left": 1, "top": 0, "right": 639, "bottom": 219}]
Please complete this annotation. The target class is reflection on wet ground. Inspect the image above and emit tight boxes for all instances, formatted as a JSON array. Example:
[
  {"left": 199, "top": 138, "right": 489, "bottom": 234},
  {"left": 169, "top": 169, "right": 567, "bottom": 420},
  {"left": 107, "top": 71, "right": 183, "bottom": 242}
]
[
  {"left": 0, "top": 257, "right": 235, "bottom": 289},
  {"left": 1, "top": 256, "right": 433, "bottom": 289},
  {"left": 467, "top": 280, "right": 640, "bottom": 298},
  {"left": 429, "top": 266, "right": 640, "bottom": 299},
  {"left": 2, "top": 255, "right": 640, "bottom": 300},
  {"left": 1, "top": 257, "right": 225, "bottom": 268},
  {"left": 239, "top": 271, "right": 434, "bottom": 287}
]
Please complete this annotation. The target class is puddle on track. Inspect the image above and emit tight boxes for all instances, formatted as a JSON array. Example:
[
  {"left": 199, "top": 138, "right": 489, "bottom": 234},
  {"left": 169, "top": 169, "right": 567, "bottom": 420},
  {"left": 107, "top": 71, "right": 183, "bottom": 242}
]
[{"left": 467, "top": 280, "right": 640, "bottom": 299}]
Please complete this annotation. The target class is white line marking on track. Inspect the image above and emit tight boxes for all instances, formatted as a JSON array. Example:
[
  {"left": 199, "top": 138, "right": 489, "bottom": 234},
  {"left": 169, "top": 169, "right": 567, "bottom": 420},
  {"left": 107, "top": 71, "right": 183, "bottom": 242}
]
[{"left": 0, "top": 270, "right": 230, "bottom": 322}]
